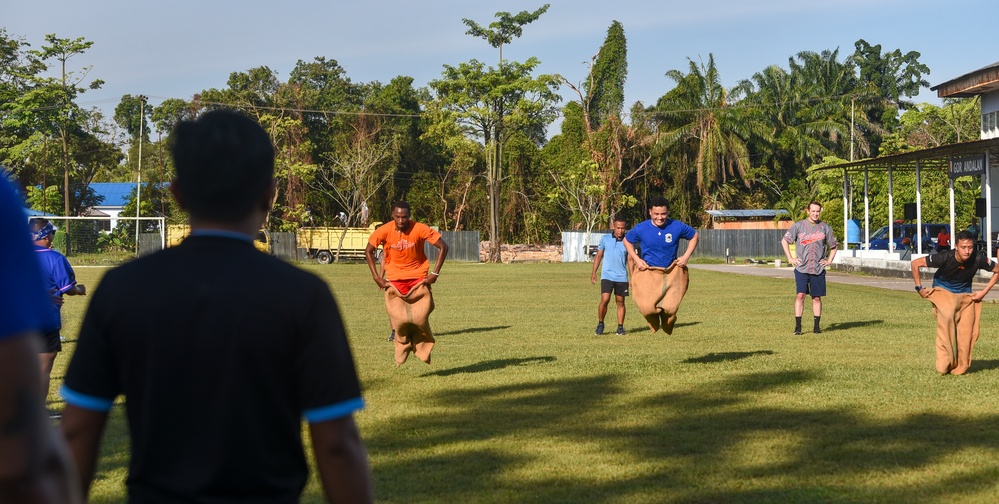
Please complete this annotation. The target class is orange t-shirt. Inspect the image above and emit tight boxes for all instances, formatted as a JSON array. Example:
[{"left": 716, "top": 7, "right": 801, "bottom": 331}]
[{"left": 368, "top": 221, "right": 442, "bottom": 281}]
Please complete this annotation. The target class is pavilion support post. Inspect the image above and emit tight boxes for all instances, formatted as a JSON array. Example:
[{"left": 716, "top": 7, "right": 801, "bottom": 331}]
[
  {"left": 864, "top": 169, "right": 870, "bottom": 248},
  {"left": 916, "top": 159, "right": 923, "bottom": 255},
  {"left": 888, "top": 164, "right": 894, "bottom": 253},
  {"left": 843, "top": 170, "right": 849, "bottom": 250}
]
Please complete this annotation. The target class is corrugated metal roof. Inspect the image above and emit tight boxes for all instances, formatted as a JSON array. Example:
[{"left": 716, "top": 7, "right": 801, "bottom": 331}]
[
  {"left": 706, "top": 209, "right": 788, "bottom": 218},
  {"left": 90, "top": 182, "right": 140, "bottom": 208}
]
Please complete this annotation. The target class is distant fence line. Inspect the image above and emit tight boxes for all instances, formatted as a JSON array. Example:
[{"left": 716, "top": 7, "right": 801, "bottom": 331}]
[
  {"left": 140, "top": 229, "right": 482, "bottom": 264},
  {"left": 562, "top": 229, "right": 787, "bottom": 262}
]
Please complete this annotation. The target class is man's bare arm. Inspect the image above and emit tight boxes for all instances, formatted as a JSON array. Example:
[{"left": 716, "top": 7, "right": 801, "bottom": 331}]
[
  {"left": 309, "top": 416, "right": 373, "bottom": 504},
  {"left": 60, "top": 405, "right": 109, "bottom": 498},
  {"left": 0, "top": 335, "right": 82, "bottom": 504}
]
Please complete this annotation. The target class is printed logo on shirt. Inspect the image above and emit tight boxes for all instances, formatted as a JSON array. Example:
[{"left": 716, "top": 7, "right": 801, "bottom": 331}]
[
  {"left": 799, "top": 231, "right": 826, "bottom": 246},
  {"left": 389, "top": 239, "right": 417, "bottom": 251},
  {"left": 665, "top": 233, "right": 673, "bottom": 243}
]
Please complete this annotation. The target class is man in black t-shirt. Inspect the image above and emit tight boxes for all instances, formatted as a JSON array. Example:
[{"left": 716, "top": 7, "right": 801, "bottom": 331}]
[
  {"left": 911, "top": 230, "right": 999, "bottom": 375},
  {"left": 59, "top": 111, "right": 373, "bottom": 503}
]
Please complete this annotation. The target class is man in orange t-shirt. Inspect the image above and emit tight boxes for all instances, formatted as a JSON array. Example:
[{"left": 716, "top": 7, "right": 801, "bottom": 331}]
[{"left": 365, "top": 201, "right": 448, "bottom": 344}]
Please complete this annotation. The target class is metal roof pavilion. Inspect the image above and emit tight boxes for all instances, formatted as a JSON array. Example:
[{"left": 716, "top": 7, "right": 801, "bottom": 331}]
[{"left": 810, "top": 138, "right": 999, "bottom": 256}]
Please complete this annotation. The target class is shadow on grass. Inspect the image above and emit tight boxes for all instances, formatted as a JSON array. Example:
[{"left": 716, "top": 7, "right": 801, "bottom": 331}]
[
  {"left": 420, "top": 356, "right": 557, "bottom": 377},
  {"left": 434, "top": 325, "right": 512, "bottom": 337},
  {"left": 366, "top": 369, "right": 999, "bottom": 502},
  {"left": 823, "top": 319, "right": 884, "bottom": 331},
  {"left": 966, "top": 359, "right": 999, "bottom": 373},
  {"left": 682, "top": 350, "right": 775, "bottom": 364}
]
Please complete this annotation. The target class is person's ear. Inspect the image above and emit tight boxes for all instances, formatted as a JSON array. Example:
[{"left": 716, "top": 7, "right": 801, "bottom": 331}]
[
  {"left": 261, "top": 180, "right": 277, "bottom": 212},
  {"left": 169, "top": 181, "right": 187, "bottom": 210}
]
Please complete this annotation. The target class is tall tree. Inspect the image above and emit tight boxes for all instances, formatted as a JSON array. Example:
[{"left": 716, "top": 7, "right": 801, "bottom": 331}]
[
  {"left": 30, "top": 34, "right": 104, "bottom": 216},
  {"left": 654, "top": 54, "right": 765, "bottom": 210},
  {"left": 458, "top": 4, "right": 554, "bottom": 262},
  {"left": 853, "top": 39, "right": 931, "bottom": 155}
]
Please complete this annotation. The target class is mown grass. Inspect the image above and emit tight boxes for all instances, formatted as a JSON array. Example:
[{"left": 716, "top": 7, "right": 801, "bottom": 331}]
[{"left": 55, "top": 262, "right": 999, "bottom": 503}]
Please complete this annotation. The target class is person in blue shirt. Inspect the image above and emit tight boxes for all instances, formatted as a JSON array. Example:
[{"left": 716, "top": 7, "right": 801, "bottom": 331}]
[
  {"left": 590, "top": 216, "right": 632, "bottom": 335},
  {"left": 0, "top": 177, "right": 81, "bottom": 504},
  {"left": 624, "top": 196, "right": 699, "bottom": 270},
  {"left": 29, "top": 218, "right": 86, "bottom": 413}
]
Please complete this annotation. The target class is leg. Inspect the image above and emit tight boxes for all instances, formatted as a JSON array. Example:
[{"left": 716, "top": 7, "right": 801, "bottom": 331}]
[
  {"left": 812, "top": 296, "right": 822, "bottom": 317},
  {"left": 928, "top": 290, "right": 959, "bottom": 375},
  {"left": 614, "top": 295, "right": 626, "bottom": 325},
  {"left": 39, "top": 352, "right": 56, "bottom": 402},
  {"left": 794, "top": 293, "right": 806, "bottom": 317},
  {"left": 597, "top": 292, "right": 611, "bottom": 323}
]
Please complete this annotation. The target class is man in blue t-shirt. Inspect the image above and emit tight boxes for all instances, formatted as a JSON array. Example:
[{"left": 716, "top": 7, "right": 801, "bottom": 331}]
[
  {"left": 29, "top": 218, "right": 86, "bottom": 413},
  {"left": 624, "top": 196, "right": 699, "bottom": 270},
  {"left": 590, "top": 216, "right": 631, "bottom": 335},
  {"left": 911, "top": 230, "right": 999, "bottom": 375},
  {"left": 0, "top": 177, "right": 81, "bottom": 503}
]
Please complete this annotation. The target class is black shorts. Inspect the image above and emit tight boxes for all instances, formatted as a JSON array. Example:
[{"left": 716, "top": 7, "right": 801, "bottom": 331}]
[
  {"left": 600, "top": 279, "right": 629, "bottom": 297},
  {"left": 794, "top": 270, "right": 827, "bottom": 297},
  {"left": 39, "top": 329, "right": 62, "bottom": 353}
]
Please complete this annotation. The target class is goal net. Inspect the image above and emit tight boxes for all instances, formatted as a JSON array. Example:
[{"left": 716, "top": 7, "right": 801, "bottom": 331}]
[{"left": 31, "top": 216, "right": 167, "bottom": 266}]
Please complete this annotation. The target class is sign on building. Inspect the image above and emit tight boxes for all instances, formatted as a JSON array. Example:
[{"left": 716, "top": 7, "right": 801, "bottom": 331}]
[{"left": 949, "top": 154, "right": 986, "bottom": 179}]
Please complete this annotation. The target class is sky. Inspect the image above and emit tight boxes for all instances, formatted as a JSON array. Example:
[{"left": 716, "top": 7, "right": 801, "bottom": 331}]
[{"left": 4, "top": 0, "right": 997, "bottom": 129}]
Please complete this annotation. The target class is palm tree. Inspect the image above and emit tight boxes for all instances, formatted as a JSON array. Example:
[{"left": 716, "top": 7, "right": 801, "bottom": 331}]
[{"left": 652, "top": 54, "right": 768, "bottom": 209}]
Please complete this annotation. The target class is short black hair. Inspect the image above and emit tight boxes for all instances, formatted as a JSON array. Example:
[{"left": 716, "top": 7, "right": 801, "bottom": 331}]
[
  {"left": 170, "top": 110, "right": 275, "bottom": 222},
  {"left": 392, "top": 201, "right": 411, "bottom": 214},
  {"left": 955, "top": 230, "right": 975, "bottom": 244},
  {"left": 612, "top": 215, "right": 627, "bottom": 225},
  {"left": 29, "top": 217, "right": 50, "bottom": 232},
  {"left": 649, "top": 196, "right": 669, "bottom": 209}
]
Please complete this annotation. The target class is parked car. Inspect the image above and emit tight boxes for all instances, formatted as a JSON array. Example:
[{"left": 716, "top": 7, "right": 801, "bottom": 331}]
[{"left": 864, "top": 223, "right": 950, "bottom": 251}]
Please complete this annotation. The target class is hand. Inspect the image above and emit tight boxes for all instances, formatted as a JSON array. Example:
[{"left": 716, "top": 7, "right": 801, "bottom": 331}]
[
  {"left": 374, "top": 277, "right": 388, "bottom": 290},
  {"left": 424, "top": 273, "right": 438, "bottom": 286},
  {"left": 819, "top": 259, "right": 829, "bottom": 267},
  {"left": 790, "top": 258, "right": 802, "bottom": 267},
  {"left": 590, "top": 273, "right": 597, "bottom": 284},
  {"left": 676, "top": 256, "right": 689, "bottom": 268},
  {"left": 637, "top": 259, "right": 649, "bottom": 271},
  {"left": 919, "top": 287, "right": 931, "bottom": 299},
  {"left": 77, "top": 284, "right": 86, "bottom": 295},
  {"left": 971, "top": 290, "right": 984, "bottom": 302}
]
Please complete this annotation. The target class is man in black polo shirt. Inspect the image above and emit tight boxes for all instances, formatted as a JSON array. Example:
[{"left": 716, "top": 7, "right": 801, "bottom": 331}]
[
  {"left": 59, "top": 111, "right": 373, "bottom": 503},
  {"left": 911, "top": 230, "right": 999, "bottom": 375}
]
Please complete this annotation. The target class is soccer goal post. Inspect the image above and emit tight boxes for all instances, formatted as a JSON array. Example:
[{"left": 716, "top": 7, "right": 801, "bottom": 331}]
[{"left": 29, "top": 215, "right": 166, "bottom": 266}]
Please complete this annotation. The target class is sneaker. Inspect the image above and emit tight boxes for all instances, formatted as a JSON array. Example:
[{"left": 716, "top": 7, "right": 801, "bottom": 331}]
[
  {"left": 595, "top": 322, "right": 605, "bottom": 335},
  {"left": 388, "top": 330, "right": 395, "bottom": 342},
  {"left": 793, "top": 328, "right": 803, "bottom": 335},
  {"left": 813, "top": 327, "right": 822, "bottom": 334},
  {"left": 48, "top": 409, "right": 62, "bottom": 420},
  {"left": 616, "top": 325, "right": 626, "bottom": 335}
]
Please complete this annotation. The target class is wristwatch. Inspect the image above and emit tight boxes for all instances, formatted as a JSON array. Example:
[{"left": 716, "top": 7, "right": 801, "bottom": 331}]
[{"left": 914, "top": 286, "right": 923, "bottom": 292}]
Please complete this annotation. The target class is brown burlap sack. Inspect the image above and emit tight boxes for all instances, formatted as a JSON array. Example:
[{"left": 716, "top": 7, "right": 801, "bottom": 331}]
[
  {"left": 926, "top": 288, "right": 981, "bottom": 375},
  {"left": 630, "top": 262, "right": 689, "bottom": 334},
  {"left": 385, "top": 283, "right": 435, "bottom": 366}
]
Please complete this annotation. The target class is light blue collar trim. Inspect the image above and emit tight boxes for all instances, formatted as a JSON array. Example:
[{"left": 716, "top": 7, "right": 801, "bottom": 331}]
[{"left": 190, "top": 229, "right": 254, "bottom": 242}]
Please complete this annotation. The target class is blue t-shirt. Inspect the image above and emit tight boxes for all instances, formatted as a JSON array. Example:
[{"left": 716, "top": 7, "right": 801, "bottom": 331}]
[
  {"left": 0, "top": 178, "right": 60, "bottom": 340},
  {"left": 33, "top": 245, "right": 78, "bottom": 328},
  {"left": 625, "top": 219, "right": 697, "bottom": 268},
  {"left": 597, "top": 233, "right": 628, "bottom": 282}
]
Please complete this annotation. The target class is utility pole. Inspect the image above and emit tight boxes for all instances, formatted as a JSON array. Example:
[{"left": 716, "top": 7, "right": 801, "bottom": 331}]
[{"left": 136, "top": 95, "right": 146, "bottom": 253}]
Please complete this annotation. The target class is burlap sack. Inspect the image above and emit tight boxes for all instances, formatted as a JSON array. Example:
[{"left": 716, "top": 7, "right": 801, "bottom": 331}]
[
  {"left": 926, "top": 288, "right": 981, "bottom": 375},
  {"left": 385, "top": 283, "right": 435, "bottom": 366},
  {"left": 630, "top": 262, "right": 689, "bottom": 334}
]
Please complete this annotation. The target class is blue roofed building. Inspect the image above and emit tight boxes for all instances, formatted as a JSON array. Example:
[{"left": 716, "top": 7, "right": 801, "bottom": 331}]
[{"left": 86, "top": 182, "right": 141, "bottom": 228}]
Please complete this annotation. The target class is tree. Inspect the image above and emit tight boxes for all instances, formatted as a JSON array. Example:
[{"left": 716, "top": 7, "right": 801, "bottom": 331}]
[
  {"left": 455, "top": 4, "right": 555, "bottom": 262},
  {"left": 561, "top": 21, "right": 647, "bottom": 224},
  {"left": 653, "top": 54, "right": 765, "bottom": 210},
  {"left": 30, "top": 34, "right": 104, "bottom": 217},
  {"left": 853, "top": 39, "right": 931, "bottom": 154}
]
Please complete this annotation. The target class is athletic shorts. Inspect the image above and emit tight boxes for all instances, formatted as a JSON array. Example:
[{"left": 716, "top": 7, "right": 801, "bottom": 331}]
[
  {"left": 794, "top": 270, "right": 827, "bottom": 297},
  {"left": 600, "top": 279, "right": 629, "bottom": 297},
  {"left": 39, "top": 329, "right": 62, "bottom": 353}
]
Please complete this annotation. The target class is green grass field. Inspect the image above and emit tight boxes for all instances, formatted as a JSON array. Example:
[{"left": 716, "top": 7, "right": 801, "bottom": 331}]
[{"left": 55, "top": 262, "right": 999, "bottom": 503}]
